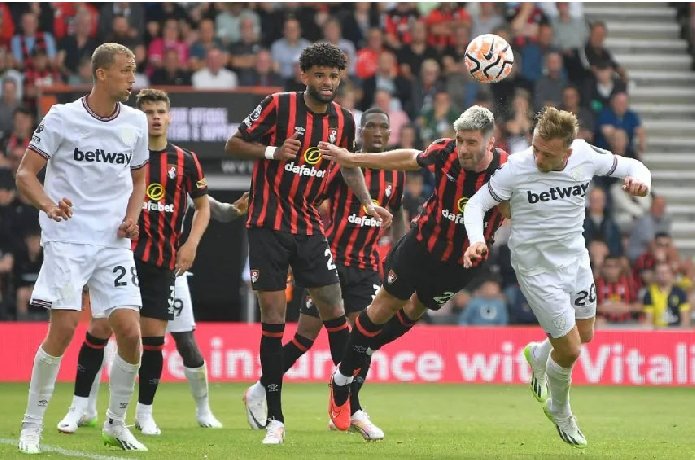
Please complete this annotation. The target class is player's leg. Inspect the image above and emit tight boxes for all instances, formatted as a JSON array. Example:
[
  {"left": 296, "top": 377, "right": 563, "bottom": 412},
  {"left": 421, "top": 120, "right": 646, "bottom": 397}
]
[{"left": 369, "top": 295, "right": 426, "bottom": 351}]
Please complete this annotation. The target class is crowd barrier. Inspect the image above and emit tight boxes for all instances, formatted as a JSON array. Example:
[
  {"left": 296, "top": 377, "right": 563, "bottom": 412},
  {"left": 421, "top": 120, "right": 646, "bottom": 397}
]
[{"left": 1, "top": 323, "right": 693, "bottom": 385}]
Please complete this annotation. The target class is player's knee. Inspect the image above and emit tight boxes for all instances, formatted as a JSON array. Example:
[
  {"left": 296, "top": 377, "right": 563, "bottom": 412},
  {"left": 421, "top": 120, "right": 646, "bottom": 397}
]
[
  {"left": 88, "top": 318, "right": 112, "bottom": 340},
  {"left": 172, "top": 332, "right": 204, "bottom": 368},
  {"left": 579, "top": 327, "right": 594, "bottom": 344},
  {"left": 296, "top": 317, "right": 322, "bottom": 341}
]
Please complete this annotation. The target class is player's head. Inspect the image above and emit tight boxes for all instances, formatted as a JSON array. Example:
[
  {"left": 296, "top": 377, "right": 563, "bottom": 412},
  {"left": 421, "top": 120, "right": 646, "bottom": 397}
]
[
  {"left": 532, "top": 106, "right": 578, "bottom": 173},
  {"left": 299, "top": 42, "right": 346, "bottom": 104},
  {"left": 136, "top": 88, "right": 171, "bottom": 138},
  {"left": 452, "top": 105, "right": 495, "bottom": 170},
  {"left": 91, "top": 43, "right": 136, "bottom": 102},
  {"left": 360, "top": 108, "right": 390, "bottom": 152}
]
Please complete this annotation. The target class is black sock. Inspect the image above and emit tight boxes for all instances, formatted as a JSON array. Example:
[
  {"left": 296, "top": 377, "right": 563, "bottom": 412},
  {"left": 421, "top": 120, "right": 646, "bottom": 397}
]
[
  {"left": 350, "top": 354, "right": 371, "bottom": 415},
  {"left": 138, "top": 336, "right": 165, "bottom": 405},
  {"left": 323, "top": 315, "right": 349, "bottom": 366},
  {"left": 74, "top": 332, "right": 108, "bottom": 397},
  {"left": 282, "top": 333, "right": 314, "bottom": 373},
  {"left": 260, "top": 323, "right": 285, "bottom": 423},
  {"left": 371, "top": 309, "right": 418, "bottom": 350}
]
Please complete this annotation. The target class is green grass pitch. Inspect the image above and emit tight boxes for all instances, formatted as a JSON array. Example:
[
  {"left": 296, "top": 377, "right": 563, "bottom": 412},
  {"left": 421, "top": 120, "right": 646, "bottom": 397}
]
[{"left": 1, "top": 382, "right": 693, "bottom": 459}]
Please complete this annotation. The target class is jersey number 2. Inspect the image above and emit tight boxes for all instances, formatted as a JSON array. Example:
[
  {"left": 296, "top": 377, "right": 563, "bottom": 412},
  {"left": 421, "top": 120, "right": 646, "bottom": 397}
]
[
  {"left": 113, "top": 266, "right": 139, "bottom": 288},
  {"left": 574, "top": 283, "right": 596, "bottom": 307}
]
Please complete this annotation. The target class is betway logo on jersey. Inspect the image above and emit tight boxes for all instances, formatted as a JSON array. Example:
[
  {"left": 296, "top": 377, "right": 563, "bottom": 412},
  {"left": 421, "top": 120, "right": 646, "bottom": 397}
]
[
  {"left": 284, "top": 147, "right": 326, "bottom": 177},
  {"left": 73, "top": 148, "right": 131, "bottom": 164},
  {"left": 441, "top": 197, "right": 468, "bottom": 225},
  {"left": 527, "top": 182, "right": 590, "bottom": 203}
]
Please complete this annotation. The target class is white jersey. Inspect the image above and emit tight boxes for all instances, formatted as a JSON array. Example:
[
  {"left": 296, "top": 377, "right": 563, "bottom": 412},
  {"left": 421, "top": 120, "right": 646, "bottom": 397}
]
[
  {"left": 29, "top": 96, "right": 148, "bottom": 248},
  {"left": 464, "top": 139, "right": 651, "bottom": 275}
]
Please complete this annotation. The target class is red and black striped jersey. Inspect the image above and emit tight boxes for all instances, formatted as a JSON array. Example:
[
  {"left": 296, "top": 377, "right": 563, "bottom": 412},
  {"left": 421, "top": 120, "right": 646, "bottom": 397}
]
[
  {"left": 132, "top": 143, "right": 208, "bottom": 270},
  {"left": 237, "top": 91, "right": 355, "bottom": 235},
  {"left": 596, "top": 275, "right": 637, "bottom": 322},
  {"left": 321, "top": 166, "right": 405, "bottom": 271},
  {"left": 414, "top": 138, "right": 508, "bottom": 265}
]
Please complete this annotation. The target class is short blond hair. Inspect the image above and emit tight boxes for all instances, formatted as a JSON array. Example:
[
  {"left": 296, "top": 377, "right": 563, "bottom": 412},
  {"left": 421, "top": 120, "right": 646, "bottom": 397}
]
[
  {"left": 534, "top": 106, "right": 578, "bottom": 148},
  {"left": 91, "top": 43, "right": 135, "bottom": 79}
]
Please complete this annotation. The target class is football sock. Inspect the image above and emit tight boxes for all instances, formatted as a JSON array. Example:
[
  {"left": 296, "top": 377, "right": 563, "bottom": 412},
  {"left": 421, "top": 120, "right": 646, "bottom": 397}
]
[
  {"left": 183, "top": 363, "right": 212, "bottom": 415},
  {"left": 323, "top": 315, "right": 350, "bottom": 365},
  {"left": 350, "top": 354, "right": 371, "bottom": 415},
  {"left": 74, "top": 333, "right": 107, "bottom": 398},
  {"left": 22, "top": 346, "right": 62, "bottom": 425},
  {"left": 371, "top": 309, "right": 418, "bottom": 350},
  {"left": 282, "top": 333, "right": 314, "bottom": 373},
  {"left": 260, "top": 323, "right": 285, "bottom": 423},
  {"left": 546, "top": 355, "right": 573, "bottom": 418},
  {"left": 534, "top": 339, "right": 553, "bottom": 367},
  {"left": 138, "top": 336, "right": 165, "bottom": 405},
  {"left": 107, "top": 354, "right": 139, "bottom": 423}
]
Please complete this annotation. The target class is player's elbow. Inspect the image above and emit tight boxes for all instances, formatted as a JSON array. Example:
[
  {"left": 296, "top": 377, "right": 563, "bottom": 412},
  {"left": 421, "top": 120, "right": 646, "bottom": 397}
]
[{"left": 225, "top": 134, "right": 243, "bottom": 158}]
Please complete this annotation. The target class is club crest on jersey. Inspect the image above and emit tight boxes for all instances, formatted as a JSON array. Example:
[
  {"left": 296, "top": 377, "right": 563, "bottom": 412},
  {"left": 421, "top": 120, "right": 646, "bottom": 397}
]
[
  {"left": 328, "top": 128, "right": 337, "bottom": 144},
  {"left": 119, "top": 125, "right": 137, "bottom": 145},
  {"left": 294, "top": 126, "right": 305, "bottom": 137},
  {"left": 250, "top": 269, "right": 259, "bottom": 283},
  {"left": 385, "top": 183, "right": 393, "bottom": 198},
  {"left": 387, "top": 269, "right": 397, "bottom": 284},
  {"left": 167, "top": 165, "right": 177, "bottom": 179}
]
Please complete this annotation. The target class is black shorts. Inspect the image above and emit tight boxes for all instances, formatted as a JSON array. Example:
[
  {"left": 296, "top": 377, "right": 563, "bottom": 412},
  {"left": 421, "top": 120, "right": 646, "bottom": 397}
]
[
  {"left": 135, "top": 259, "right": 175, "bottom": 321},
  {"left": 382, "top": 232, "right": 484, "bottom": 311},
  {"left": 248, "top": 227, "right": 339, "bottom": 291},
  {"left": 301, "top": 265, "right": 381, "bottom": 318}
]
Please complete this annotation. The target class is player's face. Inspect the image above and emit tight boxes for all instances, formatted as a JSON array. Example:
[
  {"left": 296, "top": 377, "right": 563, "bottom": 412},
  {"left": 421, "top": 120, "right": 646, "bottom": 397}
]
[
  {"left": 455, "top": 129, "right": 493, "bottom": 170},
  {"left": 102, "top": 52, "right": 136, "bottom": 102},
  {"left": 360, "top": 113, "right": 390, "bottom": 152},
  {"left": 141, "top": 100, "right": 171, "bottom": 138},
  {"left": 301, "top": 65, "right": 341, "bottom": 104},
  {"left": 532, "top": 135, "right": 572, "bottom": 173}
]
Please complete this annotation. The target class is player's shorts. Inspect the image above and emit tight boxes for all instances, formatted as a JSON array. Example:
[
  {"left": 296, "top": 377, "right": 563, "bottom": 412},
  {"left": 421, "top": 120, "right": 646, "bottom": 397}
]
[
  {"left": 382, "top": 233, "right": 484, "bottom": 311},
  {"left": 30, "top": 241, "right": 141, "bottom": 318},
  {"left": 136, "top": 259, "right": 175, "bottom": 321},
  {"left": 515, "top": 252, "right": 596, "bottom": 339},
  {"left": 248, "top": 227, "right": 339, "bottom": 291},
  {"left": 301, "top": 265, "right": 381, "bottom": 318},
  {"left": 167, "top": 273, "right": 196, "bottom": 333}
]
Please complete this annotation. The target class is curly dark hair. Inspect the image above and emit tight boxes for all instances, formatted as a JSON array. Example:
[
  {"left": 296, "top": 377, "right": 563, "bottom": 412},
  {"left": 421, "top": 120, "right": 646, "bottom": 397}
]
[{"left": 298, "top": 42, "right": 347, "bottom": 72}]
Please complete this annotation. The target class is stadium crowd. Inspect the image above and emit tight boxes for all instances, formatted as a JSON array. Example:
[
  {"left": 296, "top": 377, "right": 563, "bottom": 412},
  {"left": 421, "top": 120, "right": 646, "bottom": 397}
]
[{"left": 0, "top": 2, "right": 692, "bottom": 328}]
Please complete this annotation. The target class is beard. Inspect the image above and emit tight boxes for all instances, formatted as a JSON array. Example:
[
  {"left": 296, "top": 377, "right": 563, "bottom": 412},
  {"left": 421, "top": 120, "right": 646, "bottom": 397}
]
[{"left": 306, "top": 85, "right": 335, "bottom": 104}]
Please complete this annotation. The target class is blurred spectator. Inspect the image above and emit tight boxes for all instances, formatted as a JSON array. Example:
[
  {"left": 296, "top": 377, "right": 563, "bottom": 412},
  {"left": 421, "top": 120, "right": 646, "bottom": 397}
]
[
  {"left": 425, "top": 3, "right": 471, "bottom": 51},
  {"left": 581, "top": 21, "right": 627, "bottom": 83},
  {"left": 1, "top": 107, "right": 34, "bottom": 167},
  {"left": 505, "top": 283, "right": 538, "bottom": 325},
  {"left": 322, "top": 17, "right": 356, "bottom": 77},
  {"left": 150, "top": 49, "right": 192, "bottom": 86},
  {"left": 335, "top": 86, "right": 362, "bottom": 137},
  {"left": 52, "top": 3, "right": 99, "bottom": 40},
  {"left": 355, "top": 27, "right": 384, "bottom": 80},
  {"left": 490, "top": 48, "right": 523, "bottom": 116},
  {"left": 397, "top": 20, "right": 438, "bottom": 80},
  {"left": 458, "top": 279, "right": 508, "bottom": 326},
  {"left": 582, "top": 62, "right": 626, "bottom": 115},
  {"left": 533, "top": 51, "right": 567, "bottom": 111},
  {"left": 588, "top": 238, "right": 609, "bottom": 275},
  {"left": 340, "top": 3, "right": 380, "bottom": 50},
  {"left": 0, "top": 4, "right": 16, "bottom": 47},
  {"left": 550, "top": 2, "right": 588, "bottom": 52},
  {"left": 627, "top": 195, "right": 673, "bottom": 262},
  {"left": 56, "top": 7, "right": 97, "bottom": 77},
  {"left": 13, "top": 228, "right": 43, "bottom": 321},
  {"left": 147, "top": 18, "right": 190, "bottom": 72},
  {"left": 359, "top": 51, "right": 411, "bottom": 113},
  {"left": 67, "top": 57, "right": 93, "bottom": 86},
  {"left": 215, "top": 3, "right": 260, "bottom": 47},
  {"left": 98, "top": 2, "right": 145, "bottom": 41},
  {"left": 441, "top": 24, "right": 471, "bottom": 68},
  {"left": 402, "top": 170, "right": 426, "bottom": 221},
  {"left": 642, "top": 263, "right": 691, "bottom": 328},
  {"left": 502, "top": 88, "right": 533, "bottom": 152},
  {"left": 610, "top": 132, "right": 651, "bottom": 232},
  {"left": 23, "top": 48, "right": 63, "bottom": 102},
  {"left": 469, "top": 3, "right": 505, "bottom": 38},
  {"left": 596, "top": 92, "right": 645, "bottom": 157},
  {"left": 560, "top": 85, "right": 595, "bottom": 142},
  {"left": 284, "top": 62, "right": 305, "bottom": 92},
  {"left": 238, "top": 49, "right": 283, "bottom": 88},
  {"left": 418, "top": 90, "right": 458, "bottom": 145},
  {"left": 632, "top": 233, "right": 679, "bottom": 289},
  {"left": 410, "top": 58, "right": 442, "bottom": 120},
  {"left": 384, "top": 2, "right": 420, "bottom": 49},
  {"left": 11, "top": 12, "right": 57, "bottom": 67},
  {"left": 192, "top": 48, "right": 237, "bottom": 89},
  {"left": 106, "top": 15, "right": 146, "bottom": 72},
  {"left": 0, "top": 79, "right": 20, "bottom": 137},
  {"left": 189, "top": 18, "right": 225, "bottom": 72},
  {"left": 584, "top": 187, "right": 622, "bottom": 256},
  {"left": 396, "top": 123, "right": 422, "bottom": 150},
  {"left": 508, "top": 2, "right": 549, "bottom": 47},
  {"left": 229, "top": 17, "right": 263, "bottom": 75},
  {"left": 271, "top": 17, "right": 311, "bottom": 80},
  {"left": 0, "top": 48, "right": 23, "bottom": 100},
  {"left": 519, "top": 23, "right": 555, "bottom": 89},
  {"left": 443, "top": 57, "right": 481, "bottom": 114},
  {"left": 374, "top": 89, "right": 408, "bottom": 146},
  {"left": 595, "top": 255, "right": 639, "bottom": 325},
  {"left": 145, "top": 3, "right": 189, "bottom": 26}
]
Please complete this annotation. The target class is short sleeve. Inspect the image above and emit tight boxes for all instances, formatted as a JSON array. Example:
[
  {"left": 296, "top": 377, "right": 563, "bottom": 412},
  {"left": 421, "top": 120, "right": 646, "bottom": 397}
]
[
  {"left": 487, "top": 162, "right": 515, "bottom": 202},
  {"left": 29, "top": 106, "right": 63, "bottom": 159},
  {"left": 342, "top": 113, "right": 356, "bottom": 149},
  {"left": 416, "top": 138, "right": 449, "bottom": 170},
  {"left": 237, "top": 94, "right": 277, "bottom": 143},
  {"left": 585, "top": 142, "right": 618, "bottom": 177},
  {"left": 131, "top": 112, "right": 149, "bottom": 169},
  {"left": 185, "top": 151, "right": 209, "bottom": 199}
]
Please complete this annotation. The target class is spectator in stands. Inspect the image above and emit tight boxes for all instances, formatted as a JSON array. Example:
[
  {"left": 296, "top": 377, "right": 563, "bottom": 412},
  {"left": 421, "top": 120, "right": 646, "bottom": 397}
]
[
  {"left": 11, "top": 12, "right": 57, "bottom": 68},
  {"left": 596, "top": 255, "right": 639, "bottom": 326},
  {"left": 228, "top": 17, "right": 262, "bottom": 76},
  {"left": 632, "top": 232, "right": 678, "bottom": 289},
  {"left": 192, "top": 47, "right": 237, "bottom": 89},
  {"left": 505, "top": 282, "right": 538, "bottom": 325},
  {"left": 383, "top": 2, "right": 420, "bottom": 49},
  {"left": 355, "top": 27, "right": 384, "bottom": 80},
  {"left": 402, "top": 170, "right": 426, "bottom": 221},
  {"left": 470, "top": 3, "right": 505, "bottom": 38},
  {"left": 508, "top": 2, "right": 549, "bottom": 47},
  {"left": 12, "top": 227, "right": 42, "bottom": 321},
  {"left": 0, "top": 79, "right": 19, "bottom": 137},
  {"left": 335, "top": 85, "right": 362, "bottom": 137},
  {"left": 283, "top": 62, "right": 305, "bottom": 92},
  {"left": 425, "top": 3, "right": 471, "bottom": 51},
  {"left": 550, "top": 2, "right": 588, "bottom": 52},
  {"left": 0, "top": 48, "right": 23, "bottom": 100},
  {"left": 642, "top": 262, "right": 691, "bottom": 328},
  {"left": 596, "top": 92, "right": 646, "bottom": 157},
  {"left": 238, "top": 49, "right": 283, "bottom": 88},
  {"left": 611, "top": 133, "right": 652, "bottom": 232},
  {"left": 418, "top": 89, "right": 458, "bottom": 145},
  {"left": 340, "top": 3, "right": 380, "bottom": 50},
  {"left": 441, "top": 23, "right": 471, "bottom": 67},
  {"left": 66, "top": 57, "right": 92, "bottom": 86},
  {"left": 559, "top": 85, "right": 595, "bottom": 142},
  {"left": 502, "top": 88, "right": 533, "bottom": 152},
  {"left": 588, "top": 238, "right": 610, "bottom": 276},
  {"left": 519, "top": 23, "right": 556, "bottom": 89},
  {"left": 98, "top": 2, "right": 145, "bottom": 41},
  {"left": 458, "top": 279, "right": 508, "bottom": 326},
  {"left": 147, "top": 18, "right": 190, "bottom": 73},
  {"left": 56, "top": 8, "right": 97, "bottom": 77},
  {"left": 271, "top": 17, "right": 311, "bottom": 80},
  {"left": 533, "top": 50, "right": 567, "bottom": 111},
  {"left": 373, "top": 89, "right": 408, "bottom": 146},
  {"left": 23, "top": 48, "right": 63, "bottom": 103},
  {"left": 106, "top": 15, "right": 146, "bottom": 72},
  {"left": 442, "top": 57, "right": 480, "bottom": 114},
  {"left": 410, "top": 58, "right": 442, "bottom": 120},
  {"left": 582, "top": 61, "right": 626, "bottom": 115},
  {"left": 584, "top": 187, "right": 623, "bottom": 256},
  {"left": 627, "top": 195, "right": 672, "bottom": 262},
  {"left": 397, "top": 20, "right": 438, "bottom": 80},
  {"left": 322, "top": 17, "right": 356, "bottom": 77},
  {"left": 189, "top": 18, "right": 225, "bottom": 72},
  {"left": 150, "top": 48, "right": 192, "bottom": 86},
  {"left": 0, "top": 4, "right": 15, "bottom": 48},
  {"left": 1, "top": 106, "right": 34, "bottom": 167},
  {"left": 396, "top": 123, "right": 422, "bottom": 150},
  {"left": 583, "top": 20, "right": 628, "bottom": 83},
  {"left": 215, "top": 3, "right": 260, "bottom": 47},
  {"left": 359, "top": 51, "right": 411, "bottom": 113}
]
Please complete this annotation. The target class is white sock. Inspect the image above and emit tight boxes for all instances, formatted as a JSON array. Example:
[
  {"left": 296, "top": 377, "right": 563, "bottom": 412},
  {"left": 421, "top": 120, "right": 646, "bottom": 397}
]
[
  {"left": 86, "top": 364, "right": 103, "bottom": 417},
  {"left": 546, "top": 355, "right": 573, "bottom": 418},
  {"left": 332, "top": 369, "right": 353, "bottom": 386},
  {"left": 534, "top": 339, "right": 553, "bottom": 368},
  {"left": 251, "top": 380, "right": 265, "bottom": 396},
  {"left": 135, "top": 402, "right": 153, "bottom": 419},
  {"left": 106, "top": 354, "right": 139, "bottom": 423},
  {"left": 23, "top": 347, "right": 62, "bottom": 425},
  {"left": 69, "top": 395, "right": 89, "bottom": 414},
  {"left": 183, "top": 363, "right": 210, "bottom": 415}
]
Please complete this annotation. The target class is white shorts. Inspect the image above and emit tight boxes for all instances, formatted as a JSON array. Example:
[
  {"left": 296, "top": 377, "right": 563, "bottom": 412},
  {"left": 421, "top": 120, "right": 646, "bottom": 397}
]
[
  {"left": 167, "top": 273, "right": 196, "bottom": 333},
  {"left": 516, "top": 253, "right": 596, "bottom": 338},
  {"left": 31, "top": 242, "right": 142, "bottom": 318}
]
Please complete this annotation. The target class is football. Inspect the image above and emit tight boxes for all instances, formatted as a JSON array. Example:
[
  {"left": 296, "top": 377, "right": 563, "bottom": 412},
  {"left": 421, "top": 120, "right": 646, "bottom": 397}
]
[{"left": 464, "top": 34, "right": 514, "bottom": 84}]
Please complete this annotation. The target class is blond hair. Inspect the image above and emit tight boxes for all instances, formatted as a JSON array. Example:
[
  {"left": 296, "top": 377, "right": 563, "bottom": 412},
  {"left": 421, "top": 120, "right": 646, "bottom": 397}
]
[
  {"left": 453, "top": 105, "right": 494, "bottom": 136},
  {"left": 534, "top": 106, "right": 578, "bottom": 148},
  {"left": 136, "top": 88, "right": 170, "bottom": 109},
  {"left": 91, "top": 43, "right": 135, "bottom": 79}
]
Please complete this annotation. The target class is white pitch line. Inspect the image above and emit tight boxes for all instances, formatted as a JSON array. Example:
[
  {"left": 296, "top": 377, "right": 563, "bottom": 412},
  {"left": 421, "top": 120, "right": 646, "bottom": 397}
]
[{"left": 0, "top": 437, "right": 129, "bottom": 460}]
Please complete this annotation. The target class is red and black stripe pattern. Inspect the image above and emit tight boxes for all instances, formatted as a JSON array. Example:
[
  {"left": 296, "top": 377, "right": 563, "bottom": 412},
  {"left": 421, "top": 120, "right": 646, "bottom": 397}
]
[
  {"left": 132, "top": 143, "right": 208, "bottom": 270},
  {"left": 322, "top": 167, "right": 405, "bottom": 270},
  {"left": 596, "top": 275, "right": 636, "bottom": 322},
  {"left": 414, "top": 139, "right": 508, "bottom": 265},
  {"left": 237, "top": 91, "right": 355, "bottom": 235}
]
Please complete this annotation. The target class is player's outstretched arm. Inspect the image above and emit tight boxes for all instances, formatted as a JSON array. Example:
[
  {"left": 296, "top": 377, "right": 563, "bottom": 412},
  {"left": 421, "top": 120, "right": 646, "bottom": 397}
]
[
  {"left": 225, "top": 132, "right": 301, "bottom": 161},
  {"left": 591, "top": 145, "right": 652, "bottom": 197},
  {"left": 176, "top": 195, "right": 210, "bottom": 276},
  {"left": 462, "top": 185, "right": 501, "bottom": 268},
  {"left": 16, "top": 149, "right": 73, "bottom": 222},
  {"left": 208, "top": 192, "right": 249, "bottom": 222},
  {"left": 318, "top": 141, "right": 421, "bottom": 171}
]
